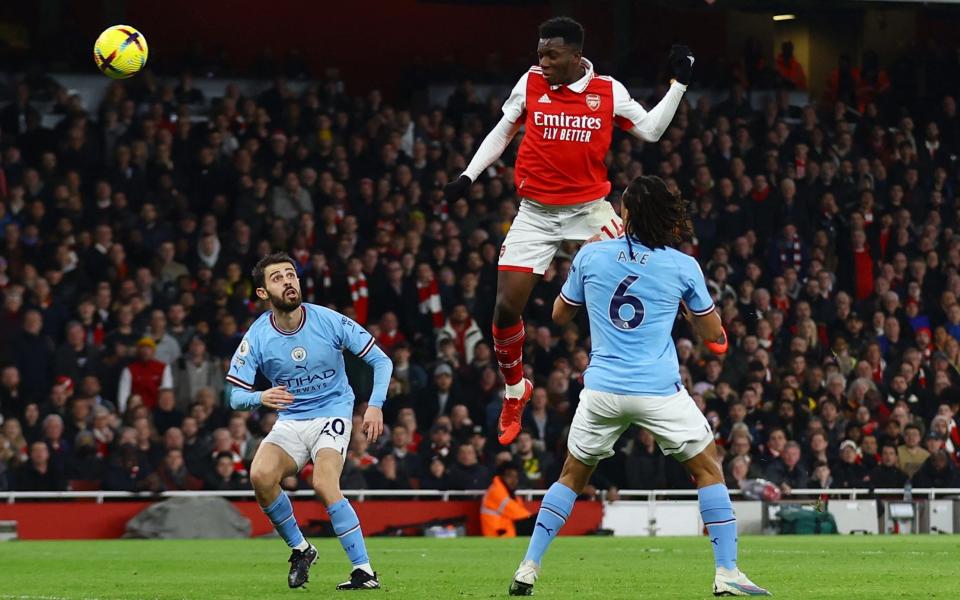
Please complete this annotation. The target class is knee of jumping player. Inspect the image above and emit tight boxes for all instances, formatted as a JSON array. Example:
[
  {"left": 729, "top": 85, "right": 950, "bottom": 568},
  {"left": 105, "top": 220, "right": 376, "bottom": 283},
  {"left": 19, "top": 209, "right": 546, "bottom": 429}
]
[{"left": 493, "top": 295, "right": 523, "bottom": 328}]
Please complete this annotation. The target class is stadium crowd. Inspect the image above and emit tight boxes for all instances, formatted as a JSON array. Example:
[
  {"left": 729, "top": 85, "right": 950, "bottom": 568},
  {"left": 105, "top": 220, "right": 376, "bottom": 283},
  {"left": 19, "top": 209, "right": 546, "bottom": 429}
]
[{"left": 2, "top": 44, "right": 960, "bottom": 498}]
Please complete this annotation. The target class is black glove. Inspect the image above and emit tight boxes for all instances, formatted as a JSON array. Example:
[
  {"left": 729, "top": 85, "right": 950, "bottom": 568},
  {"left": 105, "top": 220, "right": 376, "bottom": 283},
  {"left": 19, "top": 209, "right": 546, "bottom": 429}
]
[
  {"left": 443, "top": 174, "right": 472, "bottom": 202},
  {"left": 668, "top": 44, "right": 695, "bottom": 85}
]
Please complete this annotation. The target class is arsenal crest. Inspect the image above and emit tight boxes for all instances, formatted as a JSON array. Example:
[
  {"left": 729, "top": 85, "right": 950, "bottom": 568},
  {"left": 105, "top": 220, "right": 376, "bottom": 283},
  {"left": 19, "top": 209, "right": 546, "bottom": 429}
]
[{"left": 586, "top": 94, "right": 601, "bottom": 111}]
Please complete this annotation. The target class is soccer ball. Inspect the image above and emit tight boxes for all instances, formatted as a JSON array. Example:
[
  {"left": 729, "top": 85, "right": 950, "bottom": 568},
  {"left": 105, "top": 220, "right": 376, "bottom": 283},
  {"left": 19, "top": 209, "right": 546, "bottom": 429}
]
[{"left": 93, "top": 25, "right": 148, "bottom": 79}]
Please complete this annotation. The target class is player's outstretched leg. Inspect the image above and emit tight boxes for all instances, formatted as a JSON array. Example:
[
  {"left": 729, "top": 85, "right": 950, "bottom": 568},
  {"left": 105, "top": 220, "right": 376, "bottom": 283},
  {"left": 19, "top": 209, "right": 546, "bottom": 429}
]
[
  {"left": 313, "top": 449, "right": 380, "bottom": 590},
  {"left": 492, "top": 271, "right": 539, "bottom": 445},
  {"left": 684, "top": 444, "right": 771, "bottom": 596},
  {"left": 509, "top": 457, "right": 592, "bottom": 596},
  {"left": 250, "top": 443, "right": 317, "bottom": 589}
]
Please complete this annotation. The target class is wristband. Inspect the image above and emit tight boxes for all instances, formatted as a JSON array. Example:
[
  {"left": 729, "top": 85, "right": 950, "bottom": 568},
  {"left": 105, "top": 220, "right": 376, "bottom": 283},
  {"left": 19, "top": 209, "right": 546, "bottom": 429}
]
[{"left": 705, "top": 327, "right": 729, "bottom": 355}]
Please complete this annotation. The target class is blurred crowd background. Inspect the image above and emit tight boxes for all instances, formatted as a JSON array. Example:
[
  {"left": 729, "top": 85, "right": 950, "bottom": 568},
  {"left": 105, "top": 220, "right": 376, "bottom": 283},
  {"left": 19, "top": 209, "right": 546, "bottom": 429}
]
[{"left": 2, "top": 1, "right": 960, "bottom": 497}]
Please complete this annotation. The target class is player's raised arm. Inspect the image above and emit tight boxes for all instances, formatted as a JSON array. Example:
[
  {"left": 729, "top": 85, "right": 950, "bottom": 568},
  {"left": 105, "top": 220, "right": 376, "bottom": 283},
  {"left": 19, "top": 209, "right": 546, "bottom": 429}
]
[
  {"left": 678, "top": 252, "right": 728, "bottom": 354},
  {"left": 443, "top": 74, "right": 526, "bottom": 201},
  {"left": 613, "top": 44, "right": 694, "bottom": 142},
  {"left": 338, "top": 315, "right": 392, "bottom": 442},
  {"left": 554, "top": 247, "right": 588, "bottom": 326}
]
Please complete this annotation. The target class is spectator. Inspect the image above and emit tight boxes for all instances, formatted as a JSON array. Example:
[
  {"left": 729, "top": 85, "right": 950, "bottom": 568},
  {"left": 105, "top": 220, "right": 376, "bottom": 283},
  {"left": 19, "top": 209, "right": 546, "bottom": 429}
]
[
  {"left": 897, "top": 424, "right": 930, "bottom": 478},
  {"left": 156, "top": 448, "right": 203, "bottom": 491},
  {"left": 480, "top": 462, "right": 532, "bottom": 537},
  {"left": 765, "top": 441, "right": 807, "bottom": 493},
  {"left": 173, "top": 336, "right": 223, "bottom": 412},
  {"left": 832, "top": 440, "right": 866, "bottom": 488},
  {"left": 117, "top": 337, "right": 174, "bottom": 412},
  {"left": 623, "top": 429, "right": 667, "bottom": 490},
  {"left": 416, "top": 363, "right": 460, "bottom": 432},
  {"left": 152, "top": 388, "right": 184, "bottom": 435},
  {"left": 383, "top": 423, "right": 421, "bottom": 480},
  {"left": 41, "top": 413, "right": 71, "bottom": 471},
  {"left": 146, "top": 309, "right": 181, "bottom": 366},
  {"left": 271, "top": 170, "right": 314, "bottom": 223},
  {"left": 0, "top": 418, "right": 28, "bottom": 469},
  {"left": 807, "top": 461, "right": 833, "bottom": 489},
  {"left": 436, "top": 304, "right": 483, "bottom": 366},
  {"left": 181, "top": 416, "right": 213, "bottom": 476},
  {"left": 13, "top": 440, "right": 65, "bottom": 491},
  {"left": 0, "top": 366, "right": 24, "bottom": 421},
  {"left": 512, "top": 430, "right": 555, "bottom": 489},
  {"left": 447, "top": 443, "right": 491, "bottom": 490},
  {"left": 725, "top": 455, "right": 751, "bottom": 490},
  {"left": 418, "top": 423, "right": 453, "bottom": 468},
  {"left": 419, "top": 456, "right": 450, "bottom": 490},
  {"left": 522, "top": 387, "right": 563, "bottom": 453},
  {"left": 911, "top": 449, "right": 960, "bottom": 488},
  {"left": 227, "top": 413, "right": 255, "bottom": 463},
  {"left": 860, "top": 435, "right": 880, "bottom": 469},
  {"left": 865, "top": 444, "right": 909, "bottom": 488},
  {"left": 14, "top": 309, "right": 54, "bottom": 400},
  {"left": 64, "top": 431, "right": 105, "bottom": 483},
  {"left": 205, "top": 450, "right": 248, "bottom": 491},
  {"left": 775, "top": 41, "right": 807, "bottom": 90},
  {"left": 54, "top": 322, "right": 100, "bottom": 385},
  {"left": 365, "top": 453, "right": 411, "bottom": 490}
]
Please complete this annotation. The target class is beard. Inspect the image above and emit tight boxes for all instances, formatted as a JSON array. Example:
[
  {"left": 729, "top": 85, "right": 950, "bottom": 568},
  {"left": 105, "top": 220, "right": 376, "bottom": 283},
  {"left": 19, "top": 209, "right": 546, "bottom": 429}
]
[{"left": 268, "top": 287, "right": 302, "bottom": 312}]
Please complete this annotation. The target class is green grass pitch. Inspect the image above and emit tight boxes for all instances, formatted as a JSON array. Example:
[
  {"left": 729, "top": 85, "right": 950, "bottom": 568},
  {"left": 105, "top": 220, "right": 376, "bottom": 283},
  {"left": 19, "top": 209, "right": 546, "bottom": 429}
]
[{"left": 0, "top": 536, "right": 957, "bottom": 599}]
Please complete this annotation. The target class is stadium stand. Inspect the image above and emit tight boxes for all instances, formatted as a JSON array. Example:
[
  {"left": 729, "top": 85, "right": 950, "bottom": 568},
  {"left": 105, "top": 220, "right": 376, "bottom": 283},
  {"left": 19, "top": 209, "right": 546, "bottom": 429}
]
[{"left": 2, "top": 43, "right": 960, "bottom": 500}]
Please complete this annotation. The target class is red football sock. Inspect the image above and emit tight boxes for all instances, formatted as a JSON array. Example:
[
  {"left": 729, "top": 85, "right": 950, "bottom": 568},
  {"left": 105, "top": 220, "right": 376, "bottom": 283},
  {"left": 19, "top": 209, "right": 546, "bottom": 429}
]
[{"left": 492, "top": 320, "right": 525, "bottom": 387}]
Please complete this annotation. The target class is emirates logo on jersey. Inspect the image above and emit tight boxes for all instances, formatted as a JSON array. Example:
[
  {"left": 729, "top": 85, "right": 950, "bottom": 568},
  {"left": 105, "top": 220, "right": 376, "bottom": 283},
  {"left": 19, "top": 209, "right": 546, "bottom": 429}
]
[{"left": 586, "top": 94, "right": 601, "bottom": 111}]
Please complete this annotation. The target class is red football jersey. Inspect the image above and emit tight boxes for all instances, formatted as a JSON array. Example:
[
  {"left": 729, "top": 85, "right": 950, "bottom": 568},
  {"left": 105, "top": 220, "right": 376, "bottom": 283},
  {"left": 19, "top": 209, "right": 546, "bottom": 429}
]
[{"left": 512, "top": 66, "right": 630, "bottom": 205}]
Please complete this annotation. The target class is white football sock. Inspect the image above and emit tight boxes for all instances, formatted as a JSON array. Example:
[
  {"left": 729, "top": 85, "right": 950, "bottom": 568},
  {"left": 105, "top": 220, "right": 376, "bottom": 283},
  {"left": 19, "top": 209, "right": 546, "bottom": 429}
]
[{"left": 505, "top": 380, "right": 526, "bottom": 398}]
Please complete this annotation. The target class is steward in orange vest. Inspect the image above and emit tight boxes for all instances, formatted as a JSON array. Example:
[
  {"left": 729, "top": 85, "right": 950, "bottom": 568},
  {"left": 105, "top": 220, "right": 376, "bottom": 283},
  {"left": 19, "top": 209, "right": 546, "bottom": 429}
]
[{"left": 481, "top": 462, "right": 532, "bottom": 537}]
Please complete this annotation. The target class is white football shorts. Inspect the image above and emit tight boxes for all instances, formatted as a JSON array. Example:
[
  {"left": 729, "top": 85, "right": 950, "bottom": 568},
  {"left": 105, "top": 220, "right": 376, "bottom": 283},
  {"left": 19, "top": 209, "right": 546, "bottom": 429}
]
[
  {"left": 263, "top": 416, "right": 352, "bottom": 471},
  {"left": 567, "top": 388, "right": 713, "bottom": 466},
  {"left": 499, "top": 198, "right": 623, "bottom": 275}
]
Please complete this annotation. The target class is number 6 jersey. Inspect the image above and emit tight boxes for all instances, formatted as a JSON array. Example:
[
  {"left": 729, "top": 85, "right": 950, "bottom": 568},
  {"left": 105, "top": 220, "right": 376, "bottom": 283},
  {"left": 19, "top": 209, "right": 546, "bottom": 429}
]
[{"left": 559, "top": 238, "right": 715, "bottom": 396}]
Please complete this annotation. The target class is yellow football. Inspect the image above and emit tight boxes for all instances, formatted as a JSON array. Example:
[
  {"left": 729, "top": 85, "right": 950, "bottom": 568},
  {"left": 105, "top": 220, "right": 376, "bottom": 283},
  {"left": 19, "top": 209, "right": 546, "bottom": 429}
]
[{"left": 93, "top": 25, "right": 148, "bottom": 79}]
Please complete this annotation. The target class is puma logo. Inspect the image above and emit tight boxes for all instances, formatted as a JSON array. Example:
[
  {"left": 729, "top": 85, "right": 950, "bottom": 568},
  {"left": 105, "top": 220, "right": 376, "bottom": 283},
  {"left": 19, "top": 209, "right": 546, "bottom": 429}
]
[
  {"left": 536, "top": 522, "right": 555, "bottom": 535},
  {"left": 710, "top": 537, "right": 719, "bottom": 546}
]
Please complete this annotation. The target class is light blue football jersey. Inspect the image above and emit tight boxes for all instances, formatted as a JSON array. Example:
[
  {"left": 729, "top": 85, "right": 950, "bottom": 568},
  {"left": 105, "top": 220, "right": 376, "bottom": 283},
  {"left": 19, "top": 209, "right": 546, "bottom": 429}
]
[
  {"left": 226, "top": 303, "right": 385, "bottom": 420},
  {"left": 560, "top": 237, "right": 715, "bottom": 396}
]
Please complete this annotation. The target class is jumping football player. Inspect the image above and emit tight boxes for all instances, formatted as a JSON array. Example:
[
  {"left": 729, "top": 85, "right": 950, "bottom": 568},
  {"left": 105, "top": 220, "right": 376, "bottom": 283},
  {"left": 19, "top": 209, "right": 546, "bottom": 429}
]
[
  {"left": 508, "top": 176, "right": 771, "bottom": 597},
  {"left": 226, "top": 252, "right": 392, "bottom": 590},
  {"left": 444, "top": 16, "right": 694, "bottom": 445}
]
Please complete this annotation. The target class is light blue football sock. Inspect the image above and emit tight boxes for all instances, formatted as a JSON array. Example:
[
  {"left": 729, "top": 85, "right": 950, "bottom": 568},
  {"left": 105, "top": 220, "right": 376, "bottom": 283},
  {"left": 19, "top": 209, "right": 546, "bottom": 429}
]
[
  {"left": 262, "top": 492, "right": 306, "bottom": 550},
  {"left": 523, "top": 482, "right": 577, "bottom": 565},
  {"left": 699, "top": 483, "right": 738, "bottom": 571},
  {"left": 328, "top": 498, "right": 370, "bottom": 568}
]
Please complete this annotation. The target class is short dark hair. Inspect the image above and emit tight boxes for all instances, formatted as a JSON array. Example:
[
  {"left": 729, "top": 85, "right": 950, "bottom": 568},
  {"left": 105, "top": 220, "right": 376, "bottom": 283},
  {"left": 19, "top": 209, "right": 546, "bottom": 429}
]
[
  {"left": 497, "top": 460, "right": 522, "bottom": 477},
  {"left": 252, "top": 252, "right": 297, "bottom": 288},
  {"left": 621, "top": 175, "right": 689, "bottom": 249},
  {"left": 539, "top": 17, "right": 584, "bottom": 50}
]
